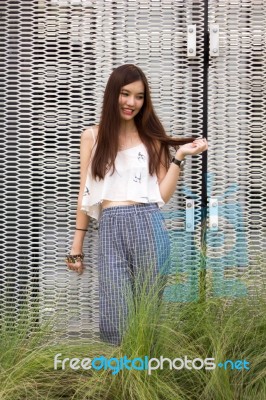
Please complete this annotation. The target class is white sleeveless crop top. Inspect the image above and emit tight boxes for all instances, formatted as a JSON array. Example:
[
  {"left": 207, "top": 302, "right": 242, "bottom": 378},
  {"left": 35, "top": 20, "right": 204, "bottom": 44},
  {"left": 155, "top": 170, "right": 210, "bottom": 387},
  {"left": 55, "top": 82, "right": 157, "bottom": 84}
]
[{"left": 81, "top": 128, "right": 165, "bottom": 221}]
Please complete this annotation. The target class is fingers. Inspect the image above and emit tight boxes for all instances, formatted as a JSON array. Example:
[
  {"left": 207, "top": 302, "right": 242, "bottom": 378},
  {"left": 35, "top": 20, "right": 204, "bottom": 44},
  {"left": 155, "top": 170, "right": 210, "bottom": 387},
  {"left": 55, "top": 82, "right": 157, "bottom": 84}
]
[
  {"left": 179, "top": 138, "right": 208, "bottom": 157},
  {"left": 67, "top": 261, "right": 85, "bottom": 275},
  {"left": 192, "top": 137, "right": 208, "bottom": 152},
  {"left": 193, "top": 137, "right": 207, "bottom": 144},
  {"left": 65, "top": 252, "right": 85, "bottom": 275}
]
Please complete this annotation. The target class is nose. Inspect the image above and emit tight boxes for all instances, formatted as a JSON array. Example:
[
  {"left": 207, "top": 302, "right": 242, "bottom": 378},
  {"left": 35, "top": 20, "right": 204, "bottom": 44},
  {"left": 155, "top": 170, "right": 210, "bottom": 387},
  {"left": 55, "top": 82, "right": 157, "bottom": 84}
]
[{"left": 126, "top": 95, "right": 135, "bottom": 106}]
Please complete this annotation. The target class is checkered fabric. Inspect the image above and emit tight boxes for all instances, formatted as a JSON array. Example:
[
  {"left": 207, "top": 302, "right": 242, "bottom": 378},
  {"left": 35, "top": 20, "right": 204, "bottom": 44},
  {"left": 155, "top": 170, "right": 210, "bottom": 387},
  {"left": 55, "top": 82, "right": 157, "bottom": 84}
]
[{"left": 98, "top": 203, "right": 170, "bottom": 345}]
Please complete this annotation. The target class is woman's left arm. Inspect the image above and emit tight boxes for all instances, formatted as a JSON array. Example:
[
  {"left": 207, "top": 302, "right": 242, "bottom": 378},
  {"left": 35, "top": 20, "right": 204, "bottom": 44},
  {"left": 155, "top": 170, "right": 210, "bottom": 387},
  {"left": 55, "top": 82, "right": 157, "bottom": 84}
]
[{"left": 158, "top": 138, "right": 208, "bottom": 203}]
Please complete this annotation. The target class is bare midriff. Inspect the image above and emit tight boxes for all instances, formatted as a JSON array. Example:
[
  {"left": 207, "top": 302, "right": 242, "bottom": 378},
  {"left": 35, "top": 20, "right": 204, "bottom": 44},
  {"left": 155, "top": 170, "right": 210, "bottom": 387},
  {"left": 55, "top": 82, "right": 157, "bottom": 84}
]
[{"left": 101, "top": 200, "right": 143, "bottom": 209}]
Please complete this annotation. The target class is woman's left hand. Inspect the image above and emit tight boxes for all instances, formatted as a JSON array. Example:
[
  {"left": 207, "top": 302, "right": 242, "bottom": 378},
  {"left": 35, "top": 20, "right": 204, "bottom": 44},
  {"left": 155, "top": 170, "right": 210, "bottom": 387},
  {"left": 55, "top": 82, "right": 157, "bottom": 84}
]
[{"left": 176, "top": 137, "right": 208, "bottom": 158}]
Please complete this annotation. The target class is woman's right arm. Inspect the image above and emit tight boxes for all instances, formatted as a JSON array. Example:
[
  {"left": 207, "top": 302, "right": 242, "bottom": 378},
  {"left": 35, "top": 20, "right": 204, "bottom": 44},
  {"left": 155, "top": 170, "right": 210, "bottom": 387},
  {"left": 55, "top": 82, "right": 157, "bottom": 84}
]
[{"left": 68, "top": 127, "right": 95, "bottom": 269}]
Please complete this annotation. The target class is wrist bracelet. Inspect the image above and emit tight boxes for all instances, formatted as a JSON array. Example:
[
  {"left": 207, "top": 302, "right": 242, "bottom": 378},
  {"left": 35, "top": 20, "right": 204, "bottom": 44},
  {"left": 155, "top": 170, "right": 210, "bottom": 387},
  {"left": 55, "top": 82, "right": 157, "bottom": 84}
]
[
  {"left": 76, "top": 228, "right": 88, "bottom": 232},
  {"left": 65, "top": 253, "right": 84, "bottom": 264}
]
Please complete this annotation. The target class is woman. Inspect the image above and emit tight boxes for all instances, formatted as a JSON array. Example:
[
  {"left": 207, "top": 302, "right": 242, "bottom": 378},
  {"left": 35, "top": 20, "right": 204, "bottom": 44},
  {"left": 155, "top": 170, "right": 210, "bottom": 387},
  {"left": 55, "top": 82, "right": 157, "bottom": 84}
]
[{"left": 65, "top": 64, "right": 208, "bottom": 345}]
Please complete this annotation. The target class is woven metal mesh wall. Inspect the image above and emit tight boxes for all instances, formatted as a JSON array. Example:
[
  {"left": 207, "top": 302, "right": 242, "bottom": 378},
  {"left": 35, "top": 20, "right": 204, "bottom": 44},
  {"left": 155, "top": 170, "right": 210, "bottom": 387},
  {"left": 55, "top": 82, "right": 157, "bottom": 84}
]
[
  {"left": 4, "top": 0, "right": 265, "bottom": 341},
  {"left": 1, "top": 0, "right": 205, "bottom": 340},
  {"left": 0, "top": 0, "right": 40, "bottom": 328},
  {"left": 207, "top": 0, "right": 266, "bottom": 298}
]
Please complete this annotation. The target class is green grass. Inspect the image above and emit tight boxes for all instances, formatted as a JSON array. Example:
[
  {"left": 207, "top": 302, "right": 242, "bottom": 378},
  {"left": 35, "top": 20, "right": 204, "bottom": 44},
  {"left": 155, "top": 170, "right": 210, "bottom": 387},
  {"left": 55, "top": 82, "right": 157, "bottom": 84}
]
[{"left": 0, "top": 278, "right": 265, "bottom": 400}]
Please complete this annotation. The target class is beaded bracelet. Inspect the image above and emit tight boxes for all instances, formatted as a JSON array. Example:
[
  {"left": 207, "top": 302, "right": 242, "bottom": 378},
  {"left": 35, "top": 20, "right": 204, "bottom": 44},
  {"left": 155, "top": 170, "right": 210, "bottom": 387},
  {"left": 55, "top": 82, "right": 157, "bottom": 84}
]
[{"left": 65, "top": 253, "right": 84, "bottom": 264}]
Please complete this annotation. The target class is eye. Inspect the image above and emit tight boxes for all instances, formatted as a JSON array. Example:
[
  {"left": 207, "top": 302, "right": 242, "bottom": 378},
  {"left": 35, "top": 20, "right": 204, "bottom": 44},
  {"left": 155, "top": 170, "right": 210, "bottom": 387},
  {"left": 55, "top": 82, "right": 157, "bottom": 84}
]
[{"left": 121, "top": 92, "right": 128, "bottom": 96}]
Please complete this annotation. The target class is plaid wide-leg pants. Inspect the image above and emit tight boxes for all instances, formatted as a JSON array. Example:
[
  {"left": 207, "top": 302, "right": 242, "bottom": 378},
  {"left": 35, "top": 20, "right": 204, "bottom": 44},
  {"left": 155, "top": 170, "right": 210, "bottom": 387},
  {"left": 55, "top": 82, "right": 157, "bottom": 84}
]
[{"left": 98, "top": 203, "right": 170, "bottom": 345}]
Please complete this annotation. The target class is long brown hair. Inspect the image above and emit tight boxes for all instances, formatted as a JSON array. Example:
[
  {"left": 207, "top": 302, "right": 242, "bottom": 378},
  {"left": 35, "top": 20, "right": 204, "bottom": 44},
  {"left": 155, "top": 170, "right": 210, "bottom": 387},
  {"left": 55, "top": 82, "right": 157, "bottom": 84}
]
[{"left": 91, "top": 64, "right": 195, "bottom": 179}]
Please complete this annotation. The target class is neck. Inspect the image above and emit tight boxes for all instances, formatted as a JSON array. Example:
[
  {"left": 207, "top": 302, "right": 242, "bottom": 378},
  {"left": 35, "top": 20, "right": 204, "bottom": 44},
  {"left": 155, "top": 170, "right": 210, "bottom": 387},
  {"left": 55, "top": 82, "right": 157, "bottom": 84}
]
[
  {"left": 119, "top": 120, "right": 137, "bottom": 136},
  {"left": 118, "top": 121, "right": 140, "bottom": 149}
]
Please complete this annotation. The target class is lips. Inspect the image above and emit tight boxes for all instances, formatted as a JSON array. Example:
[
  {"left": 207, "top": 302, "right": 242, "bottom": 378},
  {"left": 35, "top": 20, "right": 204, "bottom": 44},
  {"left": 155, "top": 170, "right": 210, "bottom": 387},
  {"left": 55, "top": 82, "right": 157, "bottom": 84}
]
[{"left": 122, "top": 108, "right": 134, "bottom": 115}]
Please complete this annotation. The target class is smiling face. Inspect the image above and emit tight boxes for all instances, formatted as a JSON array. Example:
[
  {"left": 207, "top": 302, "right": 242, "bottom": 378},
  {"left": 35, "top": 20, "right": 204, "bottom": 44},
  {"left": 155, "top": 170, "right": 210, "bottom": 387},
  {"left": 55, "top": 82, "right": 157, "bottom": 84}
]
[{"left": 119, "top": 80, "right": 145, "bottom": 121}]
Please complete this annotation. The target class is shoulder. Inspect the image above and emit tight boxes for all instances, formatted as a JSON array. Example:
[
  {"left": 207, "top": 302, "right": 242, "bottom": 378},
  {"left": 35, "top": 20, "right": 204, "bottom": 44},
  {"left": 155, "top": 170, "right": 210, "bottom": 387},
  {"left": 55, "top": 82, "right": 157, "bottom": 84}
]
[
  {"left": 81, "top": 125, "right": 99, "bottom": 142},
  {"left": 80, "top": 126, "right": 99, "bottom": 164}
]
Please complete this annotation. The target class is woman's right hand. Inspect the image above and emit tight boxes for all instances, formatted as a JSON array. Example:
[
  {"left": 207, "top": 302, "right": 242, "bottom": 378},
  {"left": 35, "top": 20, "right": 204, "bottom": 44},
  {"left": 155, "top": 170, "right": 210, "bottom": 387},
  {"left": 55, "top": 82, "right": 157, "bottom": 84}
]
[{"left": 65, "top": 250, "right": 85, "bottom": 275}]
